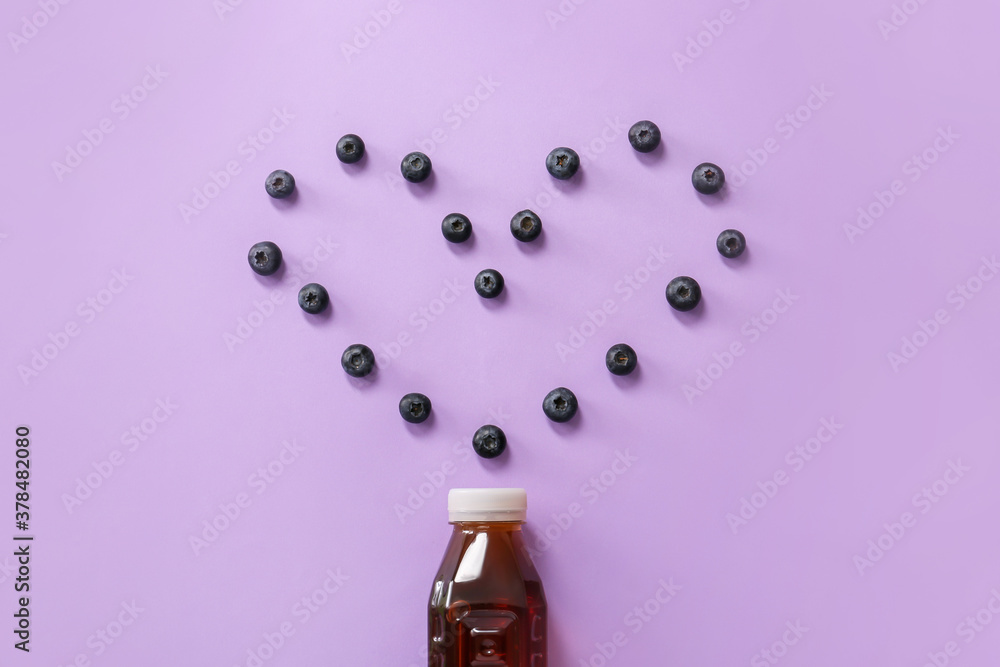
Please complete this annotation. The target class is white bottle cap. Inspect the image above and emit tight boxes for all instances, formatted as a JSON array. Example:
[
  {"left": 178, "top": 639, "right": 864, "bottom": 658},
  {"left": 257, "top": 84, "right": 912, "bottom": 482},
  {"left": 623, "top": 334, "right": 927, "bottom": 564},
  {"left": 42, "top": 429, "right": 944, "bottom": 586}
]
[{"left": 448, "top": 488, "right": 527, "bottom": 523}]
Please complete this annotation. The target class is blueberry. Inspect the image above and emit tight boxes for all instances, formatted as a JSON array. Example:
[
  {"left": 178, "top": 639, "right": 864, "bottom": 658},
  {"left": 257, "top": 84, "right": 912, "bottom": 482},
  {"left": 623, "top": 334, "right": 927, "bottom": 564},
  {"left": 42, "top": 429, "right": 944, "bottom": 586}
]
[
  {"left": 341, "top": 344, "right": 375, "bottom": 378},
  {"left": 666, "top": 276, "right": 701, "bottom": 311},
  {"left": 400, "top": 151, "right": 432, "bottom": 183},
  {"left": 605, "top": 343, "right": 637, "bottom": 376},
  {"left": 298, "top": 283, "right": 329, "bottom": 314},
  {"left": 546, "top": 147, "right": 580, "bottom": 180},
  {"left": 472, "top": 425, "right": 507, "bottom": 459},
  {"left": 542, "top": 387, "right": 578, "bottom": 423},
  {"left": 717, "top": 229, "right": 746, "bottom": 258},
  {"left": 399, "top": 392, "right": 432, "bottom": 424},
  {"left": 248, "top": 241, "right": 282, "bottom": 276},
  {"left": 510, "top": 209, "right": 542, "bottom": 242},
  {"left": 475, "top": 269, "right": 504, "bottom": 299},
  {"left": 692, "top": 163, "right": 724, "bottom": 194},
  {"left": 442, "top": 213, "right": 472, "bottom": 243},
  {"left": 628, "top": 121, "right": 661, "bottom": 153},
  {"left": 336, "top": 134, "right": 365, "bottom": 164},
  {"left": 265, "top": 169, "right": 295, "bottom": 198}
]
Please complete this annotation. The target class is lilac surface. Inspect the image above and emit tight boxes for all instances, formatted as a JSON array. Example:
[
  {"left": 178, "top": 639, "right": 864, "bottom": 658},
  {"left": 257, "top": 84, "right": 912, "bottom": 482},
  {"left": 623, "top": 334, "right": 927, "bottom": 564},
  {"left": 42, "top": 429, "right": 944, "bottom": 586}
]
[{"left": 2, "top": 0, "right": 999, "bottom": 665}]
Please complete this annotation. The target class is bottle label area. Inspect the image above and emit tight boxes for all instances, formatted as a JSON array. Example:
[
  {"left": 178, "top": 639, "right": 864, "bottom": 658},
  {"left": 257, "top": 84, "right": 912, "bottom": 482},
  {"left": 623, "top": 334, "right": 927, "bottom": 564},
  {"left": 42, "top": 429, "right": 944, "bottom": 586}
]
[{"left": 430, "top": 606, "right": 545, "bottom": 666}]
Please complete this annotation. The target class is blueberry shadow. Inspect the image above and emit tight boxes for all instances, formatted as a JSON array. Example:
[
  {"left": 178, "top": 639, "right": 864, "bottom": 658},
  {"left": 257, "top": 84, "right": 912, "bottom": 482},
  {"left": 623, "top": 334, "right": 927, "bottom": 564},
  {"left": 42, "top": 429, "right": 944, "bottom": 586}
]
[
  {"left": 479, "top": 287, "right": 508, "bottom": 310},
  {"left": 515, "top": 231, "right": 546, "bottom": 255},
  {"left": 547, "top": 409, "right": 584, "bottom": 435},
  {"left": 269, "top": 187, "right": 299, "bottom": 209},
  {"left": 302, "top": 303, "right": 333, "bottom": 324},
  {"left": 253, "top": 260, "right": 286, "bottom": 286},
  {"left": 611, "top": 363, "right": 642, "bottom": 389},
  {"left": 670, "top": 297, "right": 707, "bottom": 323},
  {"left": 720, "top": 244, "right": 751, "bottom": 267},
  {"left": 446, "top": 232, "right": 476, "bottom": 255},
  {"left": 478, "top": 443, "right": 512, "bottom": 469},
  {"left": 339, "top": 151, "right": 368, "bottom": 173},
  {"left": 634, "top": 142, "right": 666, "bottom": 165},
  {"left": 406, "top": 170, "right": 437, "bottom": 197},
  {"left": 345, "top": 367, "right": 378, "bottom": 389},
  {"left": 404, "top": 409, "right": 436, "bottom": 436},
  {"left": 696, "top": 186, "right": 729, "bottom": 207},
  {"left": 552, "top": 169, "right": 585, "bottom": 193}
]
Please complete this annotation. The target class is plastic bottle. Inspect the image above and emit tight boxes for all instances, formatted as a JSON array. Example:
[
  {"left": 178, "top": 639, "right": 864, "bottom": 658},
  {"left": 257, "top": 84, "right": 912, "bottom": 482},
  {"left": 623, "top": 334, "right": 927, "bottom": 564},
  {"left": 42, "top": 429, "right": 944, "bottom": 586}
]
[{"left": 428, "top": 488, "right": 547, "bottom": 666}]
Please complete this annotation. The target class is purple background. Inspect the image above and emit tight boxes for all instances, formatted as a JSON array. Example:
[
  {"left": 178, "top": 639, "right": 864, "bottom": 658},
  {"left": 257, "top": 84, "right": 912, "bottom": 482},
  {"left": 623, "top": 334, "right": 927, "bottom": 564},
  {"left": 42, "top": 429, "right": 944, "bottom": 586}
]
[{"left": 3, "top": 0, "right": 1000, "bottom": 664}]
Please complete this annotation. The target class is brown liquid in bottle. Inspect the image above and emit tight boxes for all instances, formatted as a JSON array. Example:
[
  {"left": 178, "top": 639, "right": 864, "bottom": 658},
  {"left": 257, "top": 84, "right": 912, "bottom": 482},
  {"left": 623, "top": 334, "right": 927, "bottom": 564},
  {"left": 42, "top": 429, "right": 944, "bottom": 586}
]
[{"left": 428, "top": 491, "right": 546, "bottom": 666}]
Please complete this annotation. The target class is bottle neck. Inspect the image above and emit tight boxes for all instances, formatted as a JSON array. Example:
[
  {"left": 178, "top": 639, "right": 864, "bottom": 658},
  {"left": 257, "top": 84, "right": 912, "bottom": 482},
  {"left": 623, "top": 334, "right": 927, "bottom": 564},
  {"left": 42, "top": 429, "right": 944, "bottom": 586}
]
[{"left": 450, "top": 521, "right": 523, "bottom": 532}]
